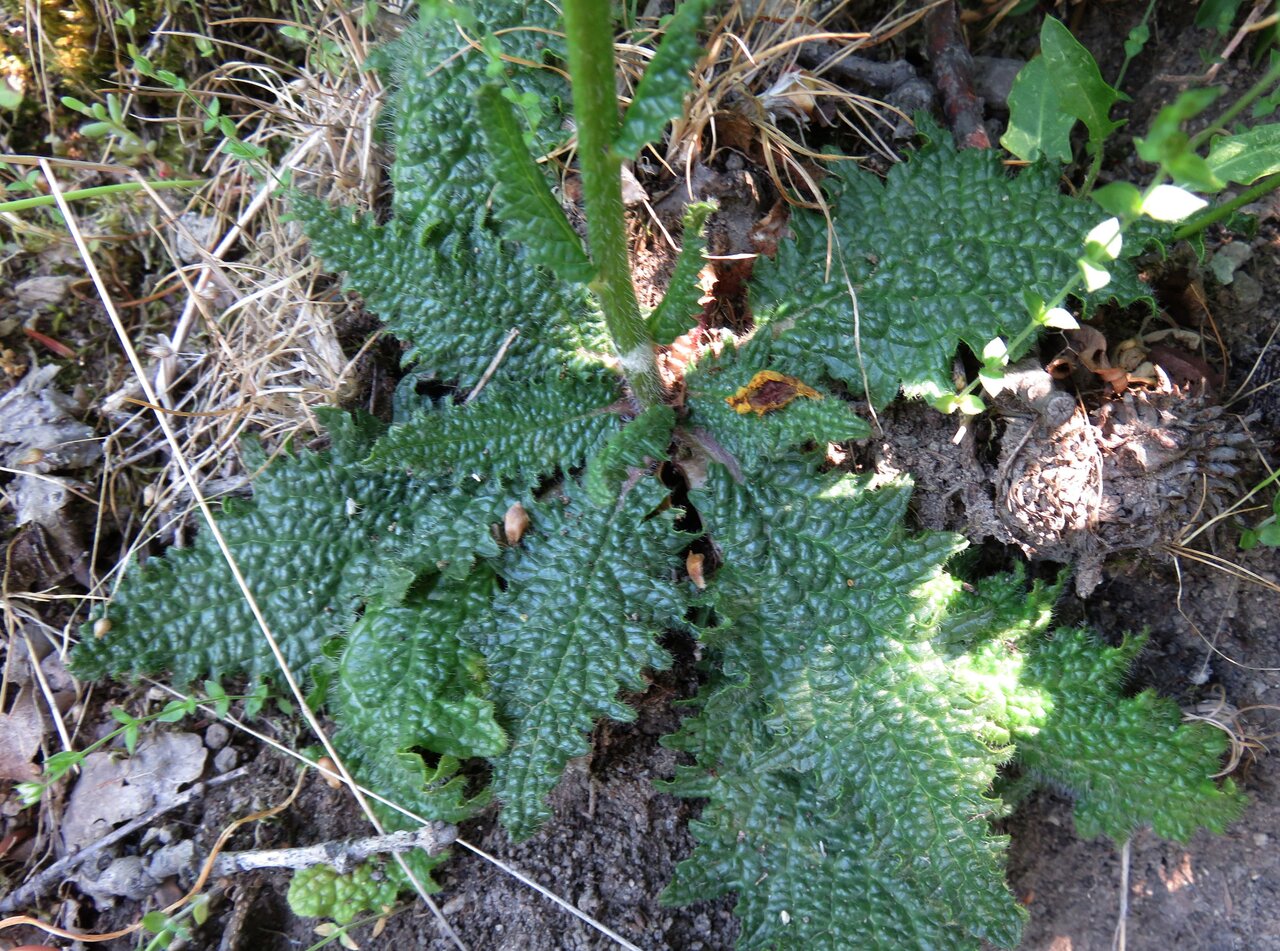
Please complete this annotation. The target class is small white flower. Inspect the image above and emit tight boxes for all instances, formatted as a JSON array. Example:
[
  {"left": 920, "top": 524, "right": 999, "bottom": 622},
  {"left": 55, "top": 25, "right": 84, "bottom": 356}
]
[
  {"left": 1079, "top": 259, "right": 1112, "bottom": 292},
  {"left": 1141, "top": 184, "right": 1208, "bottom": 222},
  {"left": 1084, "top": 217, "right": 1123, "bottom": 261},
  {"left": 1042, "top": 307, "right": 1080, "bottom": 330}
]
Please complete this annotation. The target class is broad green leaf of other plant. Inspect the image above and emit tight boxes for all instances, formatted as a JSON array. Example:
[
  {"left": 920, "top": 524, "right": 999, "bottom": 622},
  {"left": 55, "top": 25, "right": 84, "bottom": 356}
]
[
  {"left": 1207, "top": 122, "right": 1280, "bottom": 184},
  {"left": 1001, "top": 55, "right": 1076, "bottom": 162},
  {"left": 1038, "top": 17, "right": 1123, "bottom": 154}
]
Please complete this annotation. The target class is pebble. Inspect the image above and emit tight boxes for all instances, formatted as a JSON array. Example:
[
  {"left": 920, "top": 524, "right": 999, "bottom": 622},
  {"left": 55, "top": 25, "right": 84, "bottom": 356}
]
[
  {"left": 1209, "top": 241, "right": 1252, "bottom": 285},
  {"left": 1255, "top": 832, "right": 1269, "bottom": 847},
  {"left": 13, "top": 275, "right": 73, "bottom": 311},
  {"left": 1232, "top": 271, "right": 1263, "bottom": 309},
  {"left": 213, "top": 746, "right": 238, "bottom": 773},
  {"left": 204, "top": 722, "right": 230, "bottom": 750}
]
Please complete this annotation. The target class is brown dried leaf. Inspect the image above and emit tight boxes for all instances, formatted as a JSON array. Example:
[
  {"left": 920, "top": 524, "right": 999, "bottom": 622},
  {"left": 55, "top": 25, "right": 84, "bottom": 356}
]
[
  {"left": 725, "top": 370, "right": 823, "bottom": 416},
  {"left": 0, "top": 686, "right": 46, "bottom": 782},
  {"left": 687, "top": 551, "right": 707, "bottom": 590}
]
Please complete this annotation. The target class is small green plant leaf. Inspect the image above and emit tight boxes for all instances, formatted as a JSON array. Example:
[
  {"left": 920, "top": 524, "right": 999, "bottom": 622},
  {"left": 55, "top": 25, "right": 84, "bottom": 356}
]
[
  {"left": 476, "top": 85, "right": 594, "bottom": 284},
  {"left": 289, "top": 860, "right": 414, "bottom": 925},
  {"left": 1092, "top": 180, "right": 1143, "bottom": 217},
  {"left": 1207, "top": 123, "right": 1280, "bottom": 184},
  {"left": 1001, "top": 56, "right": 1076, "bottom": 162},
  {"left": 615, "top": 0, "right": 715, "bottom": 158},
  {"left": 1135, "top": 89, "right": 1225, "bottom": 192},
  {"left": 1196, "top": 0, "right": 1248, "bottom": 34},
  {"left": 371, "top": 375, "right": 623, "bottom": 489},
  {"left": 646, "top": 201, "right": 715, "bottom": 344},
  {"left": 1123, "top": 21, "right": 1151, "bottom": 61},
  {"left": 1038, "top": 17, "right": 1123, "bottom": 151},
  {"left": 583, "top": 404, "right": 675, "bottom": 505}
]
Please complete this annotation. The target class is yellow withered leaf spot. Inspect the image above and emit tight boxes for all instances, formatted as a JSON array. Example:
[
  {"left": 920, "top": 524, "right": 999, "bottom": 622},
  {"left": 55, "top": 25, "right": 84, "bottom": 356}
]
[{"left": 726, "top": 370, "right": 823, "bottom": 416}]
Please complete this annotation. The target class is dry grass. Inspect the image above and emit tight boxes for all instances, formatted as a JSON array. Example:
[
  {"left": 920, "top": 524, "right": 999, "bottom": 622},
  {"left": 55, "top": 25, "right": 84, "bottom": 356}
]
[{"left": 627, "top": 0, "right": 935, "bottom": 207}]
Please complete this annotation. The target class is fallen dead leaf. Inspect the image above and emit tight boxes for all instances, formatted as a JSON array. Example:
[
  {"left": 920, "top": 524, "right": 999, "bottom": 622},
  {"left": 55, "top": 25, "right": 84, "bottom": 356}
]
[
  {"left": 0, "top": 685, "right": 47, "bottom": 781},
  {"left": 60, "top": 732, "right": 207, "bottom": 852}
]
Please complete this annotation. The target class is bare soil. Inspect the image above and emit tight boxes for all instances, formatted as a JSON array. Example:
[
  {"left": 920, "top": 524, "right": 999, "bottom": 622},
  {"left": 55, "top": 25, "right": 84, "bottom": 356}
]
[{"left": 2, "top": 2, "right": 1279, "bottom": 950}]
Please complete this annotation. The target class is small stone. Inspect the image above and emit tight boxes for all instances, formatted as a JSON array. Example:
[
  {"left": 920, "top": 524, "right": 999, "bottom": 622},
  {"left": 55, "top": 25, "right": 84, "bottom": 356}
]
[
  {"left": 973, "top": 56, "right": 1025, "bottom": 111},
  {"left": 13, "top": 275, "right": 73, "bottom": 311},
  {"left": 1232, "top": 271, "right": 1263, "bottom": 309},
  {"left": 213, "top": 746, "right": 238, "bottom": 773},
  {"left": 204, "top": 722, "right": 230, "bottom": 750},
  {"left": 1209, "top": 241, "right": 1252, "bottom": 285},
  {"left": 1254, "top": 832, "right": 1269, "bottom": 847},
  {"left": 173, "top": 212, "right": 218, "bottom": 264}
]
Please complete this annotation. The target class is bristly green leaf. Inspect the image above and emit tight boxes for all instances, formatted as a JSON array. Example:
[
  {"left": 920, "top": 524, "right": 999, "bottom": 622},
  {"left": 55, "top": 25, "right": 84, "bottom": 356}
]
[
  {"left": 664, "top": 461, "right": 1026, "bottom": 949},
  {"left": 371, "top": 2, "right": 569, "bottom": 230},
  {"left": 684, "top": 342, "right": 870, "bottom": 476},
  {"left": 474, "top": 477, "right": 689, "bottom": 838},
  {"left": 335, "top": 582, "right": 507, "bottom": 764},
  {"left": 1001, "top": 56, "right": 1076, "bottom": 163},
  {"left": 371, "top": 374, "right": 623, "bottom": 488},
  {"left": 293, "top": 197, "right": 610, "bottom": 385},
  {"left": 646, "top": 201, "right": 714, "bottom": 344},
  {"left": 331, "top": 574, "right": 506, "bottom": 833},
  {"left": 476, "top": 85, "right": 595, "bottom": 284},
  {"left": 750, "top": 130, "right": 1156, "bottom": 408},
  {"left": 1012, "top": 629, "right": 1246, "bottom": 842},
  {"left": 73, "top": 421, "right": 506, "bottom": 687},
  {"left": 615, "top": 0, "right": 715, "bottom": 158},
  {"left": 1037, "top": 17, "right": 1123, "bottom": 153},
  {"left": 583, "top": 404, "right": 675, "bottom": 505}
]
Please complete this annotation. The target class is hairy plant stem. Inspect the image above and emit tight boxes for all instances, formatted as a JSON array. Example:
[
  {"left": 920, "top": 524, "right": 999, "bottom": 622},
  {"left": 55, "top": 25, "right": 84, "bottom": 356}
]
[{"left": 562, "top": 0, "right": 664, "bottom": 409}]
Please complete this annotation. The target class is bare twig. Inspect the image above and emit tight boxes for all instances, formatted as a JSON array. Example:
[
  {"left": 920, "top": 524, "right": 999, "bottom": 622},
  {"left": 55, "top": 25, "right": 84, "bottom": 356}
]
[
  {"left": 1112, "top": 838, "right": 1130, "bottom": 951},
  {"left": 925, "top": 0, "right": 991, "bottom": 149},
  {"left": 211, "top": 823, "right": 457, "bottom": 876},
  {"left": 465, "top": 328, "right": 521, "bottom": 404}
]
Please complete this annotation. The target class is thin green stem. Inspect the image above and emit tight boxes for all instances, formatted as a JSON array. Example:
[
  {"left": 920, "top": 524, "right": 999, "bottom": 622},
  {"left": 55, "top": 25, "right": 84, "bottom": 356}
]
[
  {"left": 1174, "top": 171, "right": 1280, "bottom": 239},
  {"left": 0, "top": 178, "right": 204, "bottom": 214},
  {"left": 1113, "top": 0, "right": 1158, "bottom": 90},
  {"left": 1189, "top": 57, "right": 1280, "bottom": 151},
  {"left": 562, "top": 0, "right": 663, "bottom": 409}
]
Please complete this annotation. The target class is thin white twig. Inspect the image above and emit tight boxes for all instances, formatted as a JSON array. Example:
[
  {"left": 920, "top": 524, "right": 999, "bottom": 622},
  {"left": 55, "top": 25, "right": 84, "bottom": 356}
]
[
  {"left": 212, "top": 824, "right": 456, "bottom": 875},
  {"left": 453, "top": 838, "right": 644, "bottom": 951},
  {"left": 466, "top": 328, "right": 521, "bottom": 404},
  {"left": 1112, "top": 837, "right": 1130, "bottom": 951}
]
